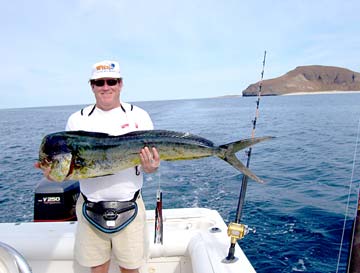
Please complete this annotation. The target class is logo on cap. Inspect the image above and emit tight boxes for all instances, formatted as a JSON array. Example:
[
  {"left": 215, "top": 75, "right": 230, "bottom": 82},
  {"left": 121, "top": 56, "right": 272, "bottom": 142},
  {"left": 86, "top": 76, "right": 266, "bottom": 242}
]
[{"left": 96, "top": 63, "right": 116, "bottom": 71}]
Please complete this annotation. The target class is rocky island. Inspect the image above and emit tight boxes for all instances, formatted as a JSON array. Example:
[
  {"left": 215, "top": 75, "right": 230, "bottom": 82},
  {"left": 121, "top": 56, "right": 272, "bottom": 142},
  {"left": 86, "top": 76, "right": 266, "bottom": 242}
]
[{"left": 242, "top": 65, "right": 360, "bottom": 96}]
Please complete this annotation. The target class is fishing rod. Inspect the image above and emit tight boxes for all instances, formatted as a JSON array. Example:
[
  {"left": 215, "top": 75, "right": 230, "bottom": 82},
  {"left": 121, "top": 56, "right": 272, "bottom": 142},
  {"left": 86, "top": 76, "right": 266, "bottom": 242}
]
[{"left": 224, "top": 50, "right": 267, "bottom": 263}]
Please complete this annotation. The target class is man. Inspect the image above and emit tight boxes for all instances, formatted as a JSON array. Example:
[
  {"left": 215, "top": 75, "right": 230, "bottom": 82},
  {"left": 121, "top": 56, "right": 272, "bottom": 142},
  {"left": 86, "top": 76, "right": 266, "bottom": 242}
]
[{"left": 37, "top": 60, "right": 160, "bottom": 273}]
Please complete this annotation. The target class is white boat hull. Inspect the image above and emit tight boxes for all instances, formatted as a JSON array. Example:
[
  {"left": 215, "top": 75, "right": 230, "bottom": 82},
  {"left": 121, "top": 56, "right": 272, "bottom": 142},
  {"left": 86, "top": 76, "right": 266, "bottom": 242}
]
[{"left": 0, "top": 208, "right": 256, "bottom": 273}]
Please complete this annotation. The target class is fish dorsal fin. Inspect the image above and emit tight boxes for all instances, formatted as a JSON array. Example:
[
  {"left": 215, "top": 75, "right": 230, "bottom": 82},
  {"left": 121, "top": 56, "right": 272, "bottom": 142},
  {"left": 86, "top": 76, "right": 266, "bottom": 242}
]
[
  {"left": 121, "top": 130, "right": 215, "bottom": 147},
  {"left": 66, "top": 131, "right": 111, "bottom": 138}
]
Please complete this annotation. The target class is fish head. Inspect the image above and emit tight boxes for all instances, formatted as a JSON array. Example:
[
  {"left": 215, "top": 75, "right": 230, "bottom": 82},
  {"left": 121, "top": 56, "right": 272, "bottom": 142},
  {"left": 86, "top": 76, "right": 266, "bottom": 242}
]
[{"left": 39, "top": 133, "right": 73, "bottom": 182}]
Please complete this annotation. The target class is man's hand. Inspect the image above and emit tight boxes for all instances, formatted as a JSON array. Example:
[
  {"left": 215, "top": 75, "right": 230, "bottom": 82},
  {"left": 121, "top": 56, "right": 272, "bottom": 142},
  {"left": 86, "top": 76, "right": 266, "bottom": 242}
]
[{"left": 140, "top": 147, "right": 160, "bottom": 173}]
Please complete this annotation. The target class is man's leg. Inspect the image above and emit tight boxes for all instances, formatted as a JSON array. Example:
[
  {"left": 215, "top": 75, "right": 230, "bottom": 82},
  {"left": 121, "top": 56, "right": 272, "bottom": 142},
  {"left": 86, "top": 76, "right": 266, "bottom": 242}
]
[
  {"left": 112, "top": 196, "right": 148, "bottom": 271},
  {"left": 119, "top": 266, "right": 139, "bottom": 273},
  {"left": 91, "top": 260, "right": 110, "bottom": 273},
  {"left": 75, "top": 196, "right": 112, "bottom": 269}
]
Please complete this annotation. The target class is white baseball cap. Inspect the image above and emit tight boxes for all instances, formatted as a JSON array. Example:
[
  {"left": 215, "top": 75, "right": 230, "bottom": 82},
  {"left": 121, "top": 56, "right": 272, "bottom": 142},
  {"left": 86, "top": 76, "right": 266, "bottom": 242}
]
[{"left": 90, "top": 60, "right": 121, "bottom": 80}]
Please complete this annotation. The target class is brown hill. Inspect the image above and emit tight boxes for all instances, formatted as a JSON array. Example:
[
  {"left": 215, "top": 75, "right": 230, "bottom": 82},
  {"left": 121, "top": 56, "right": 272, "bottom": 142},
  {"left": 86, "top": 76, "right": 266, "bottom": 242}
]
[{"left": 242, "top": 65, "right": 360, "bottom": 96}]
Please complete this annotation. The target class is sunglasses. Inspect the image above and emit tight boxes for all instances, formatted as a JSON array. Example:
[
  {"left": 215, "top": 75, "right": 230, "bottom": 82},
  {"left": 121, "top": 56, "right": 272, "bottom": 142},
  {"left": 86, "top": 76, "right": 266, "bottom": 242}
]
[{"left": 91, "top": 79, "right": 119, "bottom": 87}]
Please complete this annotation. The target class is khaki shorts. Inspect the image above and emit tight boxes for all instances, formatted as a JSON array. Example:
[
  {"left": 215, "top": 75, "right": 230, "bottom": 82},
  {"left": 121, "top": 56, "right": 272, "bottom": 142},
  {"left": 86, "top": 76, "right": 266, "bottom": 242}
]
[{"left": 74, "top": 194, "right": 149, "bottom": 269}]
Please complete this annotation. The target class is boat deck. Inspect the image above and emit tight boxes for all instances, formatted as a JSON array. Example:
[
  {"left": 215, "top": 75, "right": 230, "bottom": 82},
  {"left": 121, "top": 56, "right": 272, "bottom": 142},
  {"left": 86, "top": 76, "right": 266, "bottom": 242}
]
[{"left": 0, "top": 208, "right": 256, "bottom": 273}]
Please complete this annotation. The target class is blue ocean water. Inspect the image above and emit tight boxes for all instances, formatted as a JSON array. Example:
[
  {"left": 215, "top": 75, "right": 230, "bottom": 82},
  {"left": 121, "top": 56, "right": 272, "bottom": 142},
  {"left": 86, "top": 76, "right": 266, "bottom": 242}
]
[{"left": 0, "top": 94, "right": 360, "bottom": 273}]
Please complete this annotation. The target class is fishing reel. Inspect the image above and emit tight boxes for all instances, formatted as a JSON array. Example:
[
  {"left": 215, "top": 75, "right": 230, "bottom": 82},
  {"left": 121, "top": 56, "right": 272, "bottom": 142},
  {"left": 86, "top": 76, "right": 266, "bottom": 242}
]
[
  {"left": 227, "top": 222, "right": 256, "bottom": 243},
  {"left": 223, "top": 222, "right": 256, "bottom": 263}
]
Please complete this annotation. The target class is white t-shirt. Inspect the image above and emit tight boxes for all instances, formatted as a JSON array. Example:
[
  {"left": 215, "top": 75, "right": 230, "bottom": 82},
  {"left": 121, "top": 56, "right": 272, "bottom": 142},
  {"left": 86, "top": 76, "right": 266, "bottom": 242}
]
[{"left": 65, "top": 102, "right": 154, "bottom": 202}]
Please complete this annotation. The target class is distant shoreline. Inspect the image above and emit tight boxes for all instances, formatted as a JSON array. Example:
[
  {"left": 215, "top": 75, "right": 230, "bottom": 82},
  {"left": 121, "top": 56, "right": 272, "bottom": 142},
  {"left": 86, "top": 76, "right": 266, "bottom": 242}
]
[{"left": 281, "top": 91, "right": 360, "bottom": 96}]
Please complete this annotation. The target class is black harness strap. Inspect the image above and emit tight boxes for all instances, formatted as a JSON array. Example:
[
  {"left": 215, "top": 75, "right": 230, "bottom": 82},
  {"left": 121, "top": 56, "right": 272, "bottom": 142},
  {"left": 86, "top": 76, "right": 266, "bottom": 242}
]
[
  {"left": 80, "top": 104, "right": 96, "bottom": 116},
  {"left": 120, "top": 104, "right": 134, "bottom": 113}
]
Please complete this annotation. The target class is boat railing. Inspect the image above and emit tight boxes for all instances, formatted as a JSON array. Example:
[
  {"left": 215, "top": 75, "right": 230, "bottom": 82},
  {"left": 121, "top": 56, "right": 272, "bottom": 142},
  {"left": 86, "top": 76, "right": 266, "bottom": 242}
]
[{"left": 0, "top": 241, "right": 32, "bottom": 273}]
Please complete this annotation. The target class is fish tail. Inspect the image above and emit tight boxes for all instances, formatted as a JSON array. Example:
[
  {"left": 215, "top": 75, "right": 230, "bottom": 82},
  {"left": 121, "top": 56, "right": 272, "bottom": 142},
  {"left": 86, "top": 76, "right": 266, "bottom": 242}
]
[{"left": 217, "top": 136, "right": 273, "bottom": 183}]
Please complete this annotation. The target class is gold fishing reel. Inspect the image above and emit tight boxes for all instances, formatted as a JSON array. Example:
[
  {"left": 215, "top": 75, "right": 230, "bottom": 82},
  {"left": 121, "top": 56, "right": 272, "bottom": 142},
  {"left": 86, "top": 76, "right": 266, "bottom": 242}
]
[
  {"left": 223, "top": 222, "right": 256, "bottom": 263},
  {"left": 227, "top": 222, "right": 255, "bottom": 243}
]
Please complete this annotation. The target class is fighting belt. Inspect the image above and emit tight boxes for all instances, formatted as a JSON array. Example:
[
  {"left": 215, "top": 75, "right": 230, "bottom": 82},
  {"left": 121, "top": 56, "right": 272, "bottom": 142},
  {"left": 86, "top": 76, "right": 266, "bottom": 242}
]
[{"left": 82, "top": 191, "right": 139, "bottom": 234}]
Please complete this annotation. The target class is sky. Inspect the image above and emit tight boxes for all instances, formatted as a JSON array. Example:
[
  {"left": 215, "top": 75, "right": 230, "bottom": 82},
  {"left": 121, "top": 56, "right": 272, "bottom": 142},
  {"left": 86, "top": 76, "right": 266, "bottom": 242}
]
[{"left": 0, "top": 0, "right": 359, "bottom": 109}]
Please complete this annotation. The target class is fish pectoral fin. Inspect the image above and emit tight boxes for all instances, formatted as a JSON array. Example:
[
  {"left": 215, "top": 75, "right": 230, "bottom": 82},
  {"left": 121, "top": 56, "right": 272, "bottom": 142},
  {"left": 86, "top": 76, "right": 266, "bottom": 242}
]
[
  {"left": 223, "top": 154, "right": 264, "bottom": 183},
  {"left": 49, "top": 153, "right": 73, "bottom": 182}
]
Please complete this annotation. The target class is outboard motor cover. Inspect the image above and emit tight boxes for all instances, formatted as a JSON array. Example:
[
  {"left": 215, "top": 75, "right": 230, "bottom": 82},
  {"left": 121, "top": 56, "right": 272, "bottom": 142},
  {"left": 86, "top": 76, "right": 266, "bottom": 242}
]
[{"left": 34, "top": 179, "right": 79, "bottom": 222}]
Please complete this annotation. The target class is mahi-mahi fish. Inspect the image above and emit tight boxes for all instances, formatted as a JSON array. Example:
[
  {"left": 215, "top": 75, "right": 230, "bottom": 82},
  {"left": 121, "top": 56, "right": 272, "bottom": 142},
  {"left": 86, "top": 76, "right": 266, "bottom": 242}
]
[{"left": 38, "top": 130, "right": 273, "bottom": 183}]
